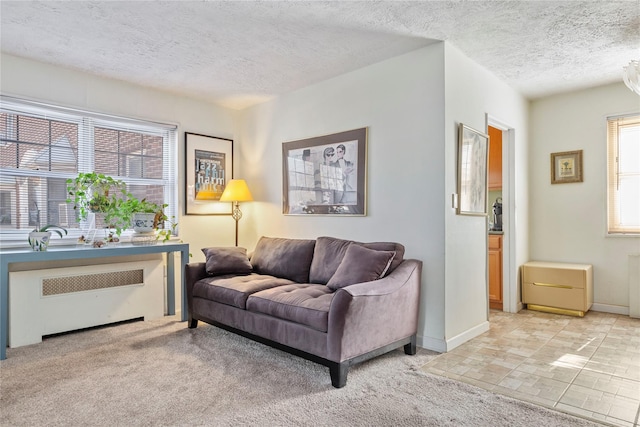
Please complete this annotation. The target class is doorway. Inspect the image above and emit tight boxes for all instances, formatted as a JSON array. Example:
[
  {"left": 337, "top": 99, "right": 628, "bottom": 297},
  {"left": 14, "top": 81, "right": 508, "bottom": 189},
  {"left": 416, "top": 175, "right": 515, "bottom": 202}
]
[
  {"left": 486, "top": 115, "right": 518, "bottom": 314},
  {"left": 488, "top": 125, "right": 503, "bottom": 310}
]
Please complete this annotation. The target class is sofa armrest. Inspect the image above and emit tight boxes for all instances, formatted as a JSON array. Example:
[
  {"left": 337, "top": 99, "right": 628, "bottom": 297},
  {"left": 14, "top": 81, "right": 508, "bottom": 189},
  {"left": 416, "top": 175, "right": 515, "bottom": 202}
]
[
  {"left": 185, "top": 262, "right": 208, "bottom": 320},
  {"left": 327, "top": 259, "right": 422, "bottom": 362}
]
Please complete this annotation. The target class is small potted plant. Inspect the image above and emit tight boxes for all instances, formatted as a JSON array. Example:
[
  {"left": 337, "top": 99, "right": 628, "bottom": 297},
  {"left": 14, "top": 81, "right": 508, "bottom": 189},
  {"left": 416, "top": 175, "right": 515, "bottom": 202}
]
[
  {"left": 28, "top": 224, "right": 67, "bottom": 251},
  {"left": 120, "top": 198, "right": 168, "bottom": 234}
]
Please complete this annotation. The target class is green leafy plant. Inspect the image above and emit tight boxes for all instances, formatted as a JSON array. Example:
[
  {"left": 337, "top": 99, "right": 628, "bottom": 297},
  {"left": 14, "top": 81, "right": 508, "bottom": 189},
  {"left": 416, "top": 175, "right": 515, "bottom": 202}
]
[
  {"left": 66, "top": 172, "right": 130, "bottom": 234},
  {"left": 67, "top": 172, "right": 172, "bottom": 237},
  {"left": 155, "top": 216, "right": 177, "bottom": 243}
]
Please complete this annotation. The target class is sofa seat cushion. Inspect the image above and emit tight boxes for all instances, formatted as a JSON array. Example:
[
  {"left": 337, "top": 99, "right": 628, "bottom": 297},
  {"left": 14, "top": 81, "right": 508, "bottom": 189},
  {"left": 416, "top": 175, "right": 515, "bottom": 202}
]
[
  {"left": 246, "top": 284, "right": 334, "bottom": 332},
  {"left": 309, "top": 236, "right": 405, "bottom": 284},
  {"left": 193, "top": 273, "right": 295, "bottom": 309}
]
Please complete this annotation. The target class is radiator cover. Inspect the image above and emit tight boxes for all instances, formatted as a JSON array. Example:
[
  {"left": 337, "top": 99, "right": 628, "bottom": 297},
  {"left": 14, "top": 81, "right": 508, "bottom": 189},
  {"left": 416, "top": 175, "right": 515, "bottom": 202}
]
[{"left": 9, "top": 260, "right": 164, "bottom": 348}]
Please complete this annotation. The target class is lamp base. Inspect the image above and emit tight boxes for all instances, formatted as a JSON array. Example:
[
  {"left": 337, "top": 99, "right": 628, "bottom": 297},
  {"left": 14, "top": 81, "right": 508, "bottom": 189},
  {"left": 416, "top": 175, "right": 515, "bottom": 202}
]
[{"left": 232, "top": 202, "right": 242, "bottom": 246}]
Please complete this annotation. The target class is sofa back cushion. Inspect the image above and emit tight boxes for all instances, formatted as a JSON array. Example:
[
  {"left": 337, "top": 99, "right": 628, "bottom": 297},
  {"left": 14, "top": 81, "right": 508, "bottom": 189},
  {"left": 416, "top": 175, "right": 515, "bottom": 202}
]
[
  {"left": 250, "top": 236, "right": 316, "bottom": 283},
  {"left": 309, "top": 236, "right": 405, "bottom": 284}
]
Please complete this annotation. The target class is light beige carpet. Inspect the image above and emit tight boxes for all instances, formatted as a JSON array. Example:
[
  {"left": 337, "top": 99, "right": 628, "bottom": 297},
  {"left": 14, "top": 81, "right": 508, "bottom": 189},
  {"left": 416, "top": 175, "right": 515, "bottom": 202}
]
[{"left": 0, "top": 316, "right": 603, "bottom": 426}]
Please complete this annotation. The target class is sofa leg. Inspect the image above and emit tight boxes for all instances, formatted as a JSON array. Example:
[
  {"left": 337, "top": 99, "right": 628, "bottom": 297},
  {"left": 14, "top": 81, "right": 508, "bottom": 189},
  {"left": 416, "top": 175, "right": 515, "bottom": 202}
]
[
  {"left": 404, "top": 335, "right": 417, "bottom": 355},
  {"left": 329, "top": 362, "right": 348, "bottom": 388},
  {"left": 188, "top": 317, "right": 198, "bottom": 329}
]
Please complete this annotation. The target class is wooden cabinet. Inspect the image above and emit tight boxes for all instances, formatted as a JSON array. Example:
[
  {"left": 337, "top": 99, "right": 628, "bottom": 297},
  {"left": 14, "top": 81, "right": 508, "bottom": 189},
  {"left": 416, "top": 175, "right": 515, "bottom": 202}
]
[
  {"left": 488, "top": 126, "right": 502, "bottom": 190},
  {"left": 488, "top": 234, "right": 503, "bottom": 310},
  {"left": 522, "top": 261, "right": 593, "bottom": 317}
]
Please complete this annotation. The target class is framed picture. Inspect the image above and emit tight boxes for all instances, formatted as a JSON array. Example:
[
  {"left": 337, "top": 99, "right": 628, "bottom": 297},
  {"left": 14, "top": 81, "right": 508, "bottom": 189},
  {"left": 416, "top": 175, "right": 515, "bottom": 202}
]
[
  {"left": 551, "top": 150, "right": 583, "bottom": 184},
  {"left": 282, "top": 128, "right": 367, "bottom": 215},
  {"left": 184, "top": 132, "right": 233, "bottom": 215},
  {"left": 457, "top": 123, "right": 489, "bottom": 216}
]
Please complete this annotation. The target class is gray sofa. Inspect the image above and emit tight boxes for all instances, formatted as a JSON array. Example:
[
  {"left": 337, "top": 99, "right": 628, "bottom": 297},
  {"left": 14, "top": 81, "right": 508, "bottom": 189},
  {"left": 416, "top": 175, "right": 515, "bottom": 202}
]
[{"left": 185, "top": 236, "right": 421, "bottom": 388}]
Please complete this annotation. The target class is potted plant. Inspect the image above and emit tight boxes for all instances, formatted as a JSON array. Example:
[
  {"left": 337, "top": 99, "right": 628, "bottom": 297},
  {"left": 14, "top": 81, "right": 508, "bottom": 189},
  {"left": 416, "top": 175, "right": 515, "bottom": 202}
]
[
  {"left": 28, "top": 224, "right": 67, "bottom": 251},
  {"left": 68, "top": 172, "right": 173, "bottom": 240},
  {"left": 120, "top": 198, "right": 168, "bottom": 234},
  {"left": 66, "top": 172, "right": 131, "bottom": 235}
]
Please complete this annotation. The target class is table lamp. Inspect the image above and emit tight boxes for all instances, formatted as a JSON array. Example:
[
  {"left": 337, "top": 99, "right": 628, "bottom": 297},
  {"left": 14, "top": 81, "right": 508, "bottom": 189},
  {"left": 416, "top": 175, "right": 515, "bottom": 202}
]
[{"left": 219, "top": 179, "right": 253, "bottom": 246}]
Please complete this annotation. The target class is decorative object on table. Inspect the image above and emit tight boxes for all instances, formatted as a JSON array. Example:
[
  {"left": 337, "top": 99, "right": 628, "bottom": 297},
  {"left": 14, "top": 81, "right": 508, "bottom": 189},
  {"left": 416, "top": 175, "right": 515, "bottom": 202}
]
[
  {"left": 623, "top": 59, "right": 640, "bottom": 95},
  {"left": 28, "top": 224, "right": 67, "bottom": 251},
  {"left": 219, "top": 179, "right": 253, "bottom": 246},
  {"left": 550, "top": 150, "right": 583, "bottom": 184},
  {"left": 282, "top": 128, "right": 367, "bottom": 215},
  {"left": 456, "top": 123, "right": 489, "bottom": 216},
  {"left": 76, "top": 230, "right": 97, "bottom": 247},
  {"left": 184, "top": 132, "right": 233, "bottom": 215},
  {"left": 131, "top": 232, "right": 158, "bottom": 246}
]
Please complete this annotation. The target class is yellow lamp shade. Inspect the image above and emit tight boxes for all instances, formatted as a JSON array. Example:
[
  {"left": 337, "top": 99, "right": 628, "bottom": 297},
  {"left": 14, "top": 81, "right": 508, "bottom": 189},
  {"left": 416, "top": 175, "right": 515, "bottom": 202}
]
[{"left": 219, "top": 179, "right": 253, "bottom": 202}]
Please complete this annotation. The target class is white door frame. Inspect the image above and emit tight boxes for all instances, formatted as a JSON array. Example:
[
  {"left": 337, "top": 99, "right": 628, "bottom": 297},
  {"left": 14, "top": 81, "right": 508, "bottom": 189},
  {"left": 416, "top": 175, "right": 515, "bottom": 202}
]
[{"left": 486, "top": 114, "right": 518, "bottom": 313}]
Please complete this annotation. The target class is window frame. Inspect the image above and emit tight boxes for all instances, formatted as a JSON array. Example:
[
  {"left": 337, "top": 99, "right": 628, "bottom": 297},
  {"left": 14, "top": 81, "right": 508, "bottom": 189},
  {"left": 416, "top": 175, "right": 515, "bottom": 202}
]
[
  {"left": 607, "top": 113, "right": 640, "bottom": 235},
  {"left": 0, "top": 95, "right": 178, "bottom": 247}
]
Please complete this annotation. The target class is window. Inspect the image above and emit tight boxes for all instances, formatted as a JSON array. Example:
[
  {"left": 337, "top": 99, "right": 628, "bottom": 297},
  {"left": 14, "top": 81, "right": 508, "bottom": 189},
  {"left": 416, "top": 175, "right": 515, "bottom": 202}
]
[
  {"left": 607, "top": 114, "right": 640, "bottom": 234},
  {"left": 0, "top": 96, "right": 177, "bottom": 243}
]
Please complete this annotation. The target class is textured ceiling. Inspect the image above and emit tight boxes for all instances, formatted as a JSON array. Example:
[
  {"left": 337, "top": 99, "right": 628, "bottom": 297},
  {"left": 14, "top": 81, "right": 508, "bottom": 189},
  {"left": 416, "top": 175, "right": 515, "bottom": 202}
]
[{"left": 1, "top": 1, "right": 639, "bottom": 110}]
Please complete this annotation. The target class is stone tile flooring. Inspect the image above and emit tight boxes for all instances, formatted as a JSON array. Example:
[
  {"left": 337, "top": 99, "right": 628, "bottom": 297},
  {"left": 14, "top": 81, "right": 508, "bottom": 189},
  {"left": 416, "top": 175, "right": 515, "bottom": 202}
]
[{"left": 421, "top": 309, "right": 640, "bottom": 426}]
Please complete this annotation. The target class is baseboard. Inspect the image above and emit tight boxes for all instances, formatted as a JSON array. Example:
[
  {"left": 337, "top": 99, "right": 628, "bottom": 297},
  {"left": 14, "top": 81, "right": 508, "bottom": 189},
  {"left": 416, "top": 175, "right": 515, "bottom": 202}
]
[
  {"left": 590, "top": 303, "right": 629, "bottom": 316},
  {"left": 418, "top": 321, "right": 491, "bottom": 353},
  {"left": 445, "top": 321, "right": 490, "bottom": 352},
  {"left": 417, "top": 335, "right": 446, "bottom": 353}
]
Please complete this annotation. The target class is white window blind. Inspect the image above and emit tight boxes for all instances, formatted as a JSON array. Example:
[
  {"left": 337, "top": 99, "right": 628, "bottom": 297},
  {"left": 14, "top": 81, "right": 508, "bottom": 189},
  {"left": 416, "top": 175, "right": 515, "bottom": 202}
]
[
  {"left": 607, "top": 114, "right": 640, "bottom": 234},
  {"left": 0, "top": 96, "right": 178, "bottom": 242}
]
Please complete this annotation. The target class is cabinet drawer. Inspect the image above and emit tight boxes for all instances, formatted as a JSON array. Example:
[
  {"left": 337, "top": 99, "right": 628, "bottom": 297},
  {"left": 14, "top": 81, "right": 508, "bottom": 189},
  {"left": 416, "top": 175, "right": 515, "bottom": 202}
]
[
  {"left": 523, "top": 265, "right": 586, "bottom": 289},
  {"left": 488, "top": 235, "right": 502, "bottom": 250},
  {"left": 522, "top": 282, "right": 586, "bottom": 311}
]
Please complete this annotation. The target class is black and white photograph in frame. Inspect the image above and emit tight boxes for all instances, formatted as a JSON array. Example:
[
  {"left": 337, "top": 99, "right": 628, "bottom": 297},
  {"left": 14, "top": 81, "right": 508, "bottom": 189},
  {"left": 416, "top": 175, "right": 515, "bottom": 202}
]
[
  {"left": 184, "top": 132, "right": 233, "bottom": 215},
  {"left": 282, "top": 128, "right": 367, "bottom": 215},
  {"left": 457, "top": 123, "right": 489, "bottom": 216}
]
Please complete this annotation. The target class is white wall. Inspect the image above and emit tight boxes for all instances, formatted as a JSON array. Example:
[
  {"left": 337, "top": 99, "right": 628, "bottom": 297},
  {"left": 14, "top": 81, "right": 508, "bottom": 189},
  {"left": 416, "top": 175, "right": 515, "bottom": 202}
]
[
  {"left": 237, "top": 42, "right": 530, "bottom": 352},
  {"left": 529, "top": 83, "right": 640, "bottom": 313},
  {"left": 237, "top": 44, "right": 448, "bottom": 348},
  {"left": 442, "top": 44, "right": 529, "bottom": 348},
  {"left": 1, "top": 53, "right": 239, "bottom": 314}
]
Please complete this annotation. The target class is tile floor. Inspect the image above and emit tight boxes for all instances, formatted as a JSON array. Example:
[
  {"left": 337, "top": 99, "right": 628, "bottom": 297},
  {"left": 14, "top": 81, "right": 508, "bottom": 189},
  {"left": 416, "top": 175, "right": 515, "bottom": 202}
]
[{"left": 421, "top": 309, "right": 640, "bottom": 427}]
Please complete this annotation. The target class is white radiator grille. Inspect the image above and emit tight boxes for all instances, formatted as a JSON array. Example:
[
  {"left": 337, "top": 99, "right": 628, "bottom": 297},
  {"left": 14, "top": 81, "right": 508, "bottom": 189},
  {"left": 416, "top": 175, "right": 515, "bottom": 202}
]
[{"left": 42, "top": 270, "right": 144, "bottom": 296}]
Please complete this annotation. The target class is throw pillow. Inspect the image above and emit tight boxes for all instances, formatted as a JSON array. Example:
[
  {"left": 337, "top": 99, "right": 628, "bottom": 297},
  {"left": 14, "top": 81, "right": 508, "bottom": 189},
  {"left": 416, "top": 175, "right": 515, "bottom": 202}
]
[
  {"left": 326, "top": 244, "right": 396, "bottom": 290},
  {"left": 201, "top": 247, "right": 253, "bottom": 276},
  {"left": 309, "top": 236, "right": 405, "bottom": 284}
]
